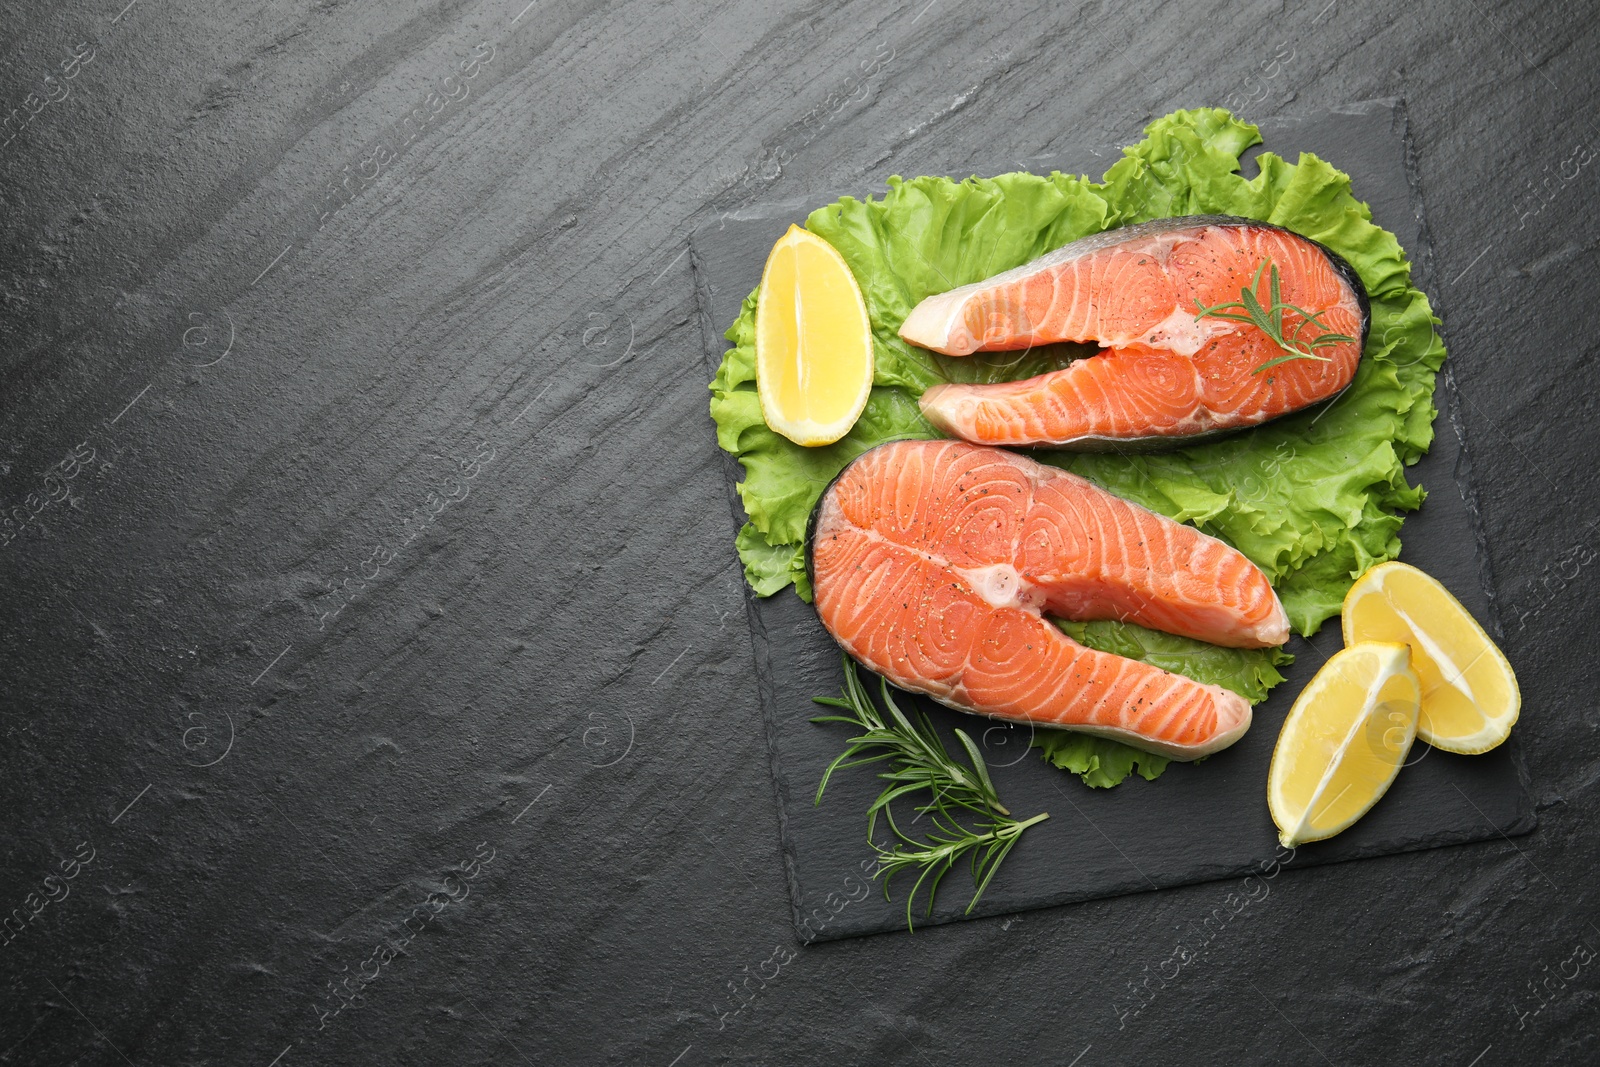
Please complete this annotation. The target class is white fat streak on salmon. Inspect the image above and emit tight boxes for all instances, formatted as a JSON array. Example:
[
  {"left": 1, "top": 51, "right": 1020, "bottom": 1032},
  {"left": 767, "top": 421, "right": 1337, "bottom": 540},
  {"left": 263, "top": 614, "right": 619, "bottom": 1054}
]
[
  {"left": 1131, "top": 304, "right": 1230, "bottom": 357},
  {"left": 825, "top": 522, "right": 1046, "bottom": 621},
  {"left": 898, "top": 290, "right": 971, "bottom": 354},
  {"left": 953, "top": 563, "right": 1045, "bottom": 611}
]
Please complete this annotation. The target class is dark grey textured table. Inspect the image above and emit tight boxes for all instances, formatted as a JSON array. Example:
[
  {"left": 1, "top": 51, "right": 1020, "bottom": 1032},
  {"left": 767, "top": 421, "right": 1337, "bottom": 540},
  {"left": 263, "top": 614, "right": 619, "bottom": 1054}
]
[{"left": 1, "top": 2, "right": 1595, "bottom": 1064}]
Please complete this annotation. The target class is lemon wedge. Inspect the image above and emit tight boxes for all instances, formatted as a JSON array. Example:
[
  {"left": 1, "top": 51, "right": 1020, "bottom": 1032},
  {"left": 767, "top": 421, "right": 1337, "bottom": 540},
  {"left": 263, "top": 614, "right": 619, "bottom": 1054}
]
[
  {"left": 1268, "top": 642, "right": 1421, "bottom": 848},
  {"left": 755, "top": 224, "right": 873, "bottom": 447},
  {"left": 1342, "top": 561, "right": 1520, "bottom": 754}
]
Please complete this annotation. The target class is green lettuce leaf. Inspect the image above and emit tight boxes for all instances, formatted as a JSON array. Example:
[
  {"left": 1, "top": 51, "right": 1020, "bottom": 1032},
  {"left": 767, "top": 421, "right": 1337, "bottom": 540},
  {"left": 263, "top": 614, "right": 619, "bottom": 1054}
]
[
  {"left": 1032, "top": 619, "right": 1294, "bottom": 788},
  {"left": 735, "top": 522, "right": 808, "bottom": 598},
  {"left": 1054, "top": 620, "right": 1293, "bottom": 703},
  {"left": 708, "top": 107, "right": 1446, "bottom": 788},
  {"left": 1033, "top": 733, "right": 1173, "bottom": 790}
]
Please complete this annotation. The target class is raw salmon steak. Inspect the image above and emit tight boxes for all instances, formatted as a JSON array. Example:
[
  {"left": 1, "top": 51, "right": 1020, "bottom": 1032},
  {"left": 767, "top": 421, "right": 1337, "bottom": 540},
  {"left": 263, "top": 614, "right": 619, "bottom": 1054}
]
[
  {"left": 902, "top": 216, "right": 1369, "bottom": 450},
  {"left": 809, "top": 439, "right": 1290, "bottom": 759}
]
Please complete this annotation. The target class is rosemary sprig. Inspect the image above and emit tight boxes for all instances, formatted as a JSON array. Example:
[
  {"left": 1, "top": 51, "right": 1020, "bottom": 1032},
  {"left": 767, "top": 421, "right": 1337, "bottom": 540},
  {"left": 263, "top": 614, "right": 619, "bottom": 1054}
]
[
  {"left": 1193, "top": 259, "right": 1357, "bottom": 374},
  {"left": 812, "top": 656, "right": 1049, "bottom": 930}
]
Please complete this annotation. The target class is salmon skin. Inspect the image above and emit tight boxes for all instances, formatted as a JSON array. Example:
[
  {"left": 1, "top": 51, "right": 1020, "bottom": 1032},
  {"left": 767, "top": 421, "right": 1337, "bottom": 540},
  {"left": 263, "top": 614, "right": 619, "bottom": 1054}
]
[
  {"left": 903, "top": 216, "right": 1370, "bottom": 451},
  {"left": 808, "top": 439, "right": 1289, "bottom": 760}
]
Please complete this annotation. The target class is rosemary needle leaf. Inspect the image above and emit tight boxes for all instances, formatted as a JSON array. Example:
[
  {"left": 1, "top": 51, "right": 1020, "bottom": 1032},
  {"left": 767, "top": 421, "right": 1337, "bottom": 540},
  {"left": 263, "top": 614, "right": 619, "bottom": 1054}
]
[
  {"left": 1238, "top": 280, "right": 1273, "bottom": 334},
  {"left": 1192, "top": 257, "right": 1360, "bottom": 374},
  {"left": 953, "top": 729, "right": 1006, "bottom": 814},
  {"left": 1252, "top": 350, "right": 1332, "bottom": 374},
  {"left": 811, "top": 654, "right": 1049, "bottom": 930}
]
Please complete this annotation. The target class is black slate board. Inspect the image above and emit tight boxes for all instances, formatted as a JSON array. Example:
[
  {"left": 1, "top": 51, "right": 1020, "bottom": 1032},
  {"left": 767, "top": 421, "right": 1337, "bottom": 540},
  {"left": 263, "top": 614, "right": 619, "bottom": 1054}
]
[{"left": 691, "top": 101, "right": 1536, "bottom": 941}]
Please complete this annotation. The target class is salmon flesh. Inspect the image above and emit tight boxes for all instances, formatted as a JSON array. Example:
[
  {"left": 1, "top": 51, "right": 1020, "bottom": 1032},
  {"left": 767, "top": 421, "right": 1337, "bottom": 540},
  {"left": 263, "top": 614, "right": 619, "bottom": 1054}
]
[
  {"left": 808, "top": 439, "right": 1290, "bottom": 759},
  {"left": 903, "top": 216, "right": 1370, "bottom": 450}
]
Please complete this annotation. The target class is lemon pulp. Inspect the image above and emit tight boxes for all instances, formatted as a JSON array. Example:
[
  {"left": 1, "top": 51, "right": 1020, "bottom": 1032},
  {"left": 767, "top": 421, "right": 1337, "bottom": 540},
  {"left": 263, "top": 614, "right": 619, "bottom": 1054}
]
[
  {"left": 1268, "top": 642, "right": 1421, "bottom": 848},
  {"left": 1342, "top": 561, "right": 1519, "bottom": 754},
  {"left": 755, "top": 225, "right": 873, "bottom": 447}
]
